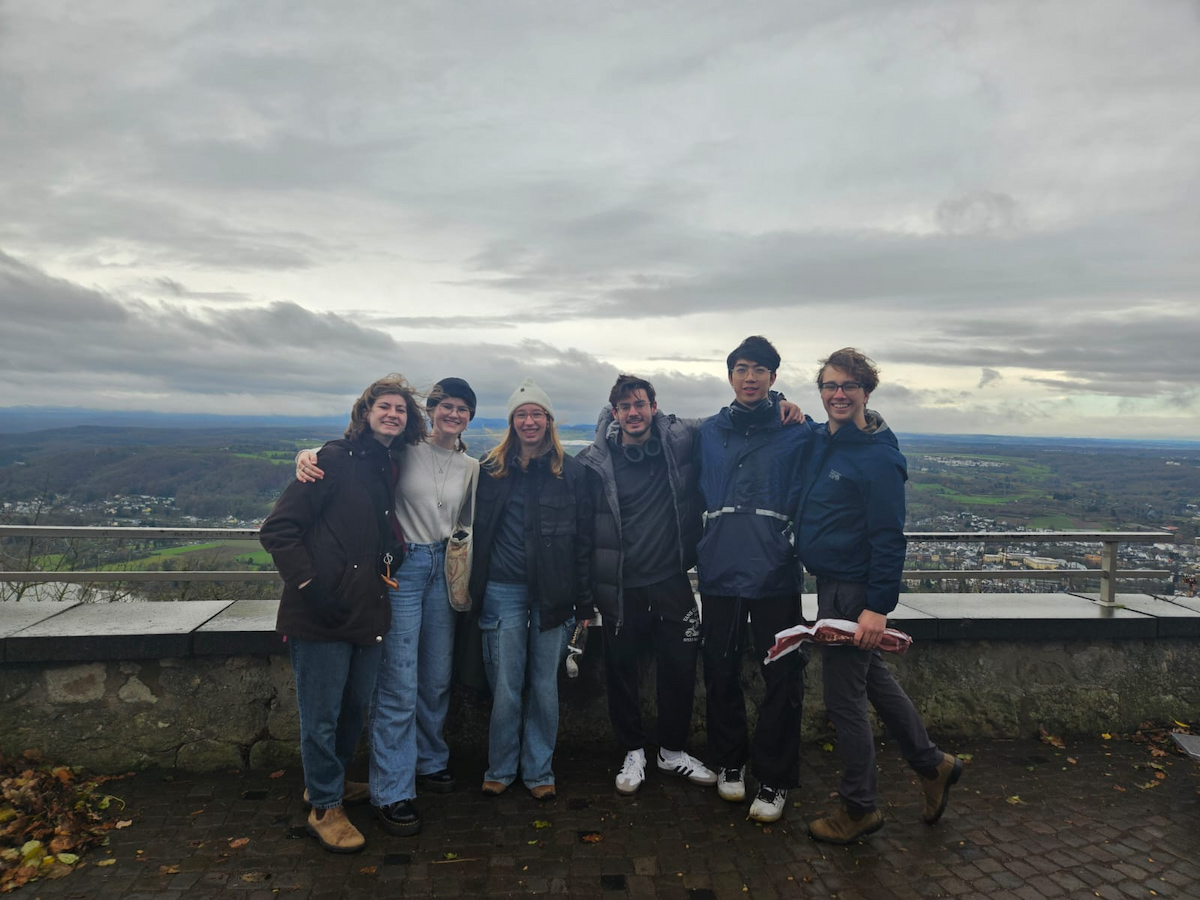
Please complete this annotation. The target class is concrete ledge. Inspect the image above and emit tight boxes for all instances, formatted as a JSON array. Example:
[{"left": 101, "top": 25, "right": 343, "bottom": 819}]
[
  {"left": 2, "top": 600, "right": 232, "bottom": 662},
  {"left": 4, "top": 592, "right": 1197, "bottom": 663}
]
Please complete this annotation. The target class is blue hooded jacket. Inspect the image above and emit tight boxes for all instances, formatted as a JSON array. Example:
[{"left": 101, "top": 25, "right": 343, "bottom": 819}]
[
  {"left": 695, "top": 400, "right": 809, "bottom": 598},
  {"left": 796, "top": 411, "right": 907, "bottom": 614}
]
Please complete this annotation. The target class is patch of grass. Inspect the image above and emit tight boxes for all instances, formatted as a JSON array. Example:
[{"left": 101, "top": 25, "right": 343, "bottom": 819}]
[{"left": 1031, "top": 514, "right": 1077, "bottom": 529}]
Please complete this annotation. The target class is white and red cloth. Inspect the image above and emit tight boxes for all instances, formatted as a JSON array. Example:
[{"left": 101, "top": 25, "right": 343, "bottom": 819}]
[{"left": 764, "top": 618, "right": 913, "bottom": 664}]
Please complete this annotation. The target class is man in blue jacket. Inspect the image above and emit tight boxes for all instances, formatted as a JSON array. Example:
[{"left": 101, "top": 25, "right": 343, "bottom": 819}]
[
  {"left": 797, "top": 347, "right": 960, "bottom": 844},
  {"left": 696, "top": 335, "right": 808, "bottom": 823}
]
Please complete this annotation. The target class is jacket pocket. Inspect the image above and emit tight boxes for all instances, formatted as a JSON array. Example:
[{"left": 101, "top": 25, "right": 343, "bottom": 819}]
[{"left": 539, "top": 494, "right": 577, "bottom": 536}]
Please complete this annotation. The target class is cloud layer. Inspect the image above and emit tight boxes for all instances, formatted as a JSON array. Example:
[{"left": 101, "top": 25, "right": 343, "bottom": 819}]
[{"left": 1, "top": 1, "right": 1198, "bottom": 437}]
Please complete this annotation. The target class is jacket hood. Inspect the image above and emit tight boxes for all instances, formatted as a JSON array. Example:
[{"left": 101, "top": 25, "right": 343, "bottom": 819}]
[{"left": 817, "top": 409, "right": 898, "bottom": 448}]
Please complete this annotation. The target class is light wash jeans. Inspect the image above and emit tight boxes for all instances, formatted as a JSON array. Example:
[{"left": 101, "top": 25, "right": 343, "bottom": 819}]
[
  {"left": 289, "top": 638, "right": 383, "bottom": 810},
  {"left": 368, "top": 542, "right": 457, "bottom": 806},
  {"left": 479, "top": 580, "right": 571, "bottom": 789}
]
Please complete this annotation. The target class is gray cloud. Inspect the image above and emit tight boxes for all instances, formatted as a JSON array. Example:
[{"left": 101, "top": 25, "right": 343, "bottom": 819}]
[{"left": 979, "top": 368, "right": 1002, "bottom": 388}]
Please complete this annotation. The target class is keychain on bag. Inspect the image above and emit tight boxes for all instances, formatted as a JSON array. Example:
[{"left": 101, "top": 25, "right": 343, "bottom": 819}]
[{"left": 564, "top": 621, "right": 588, "bottom": 678}]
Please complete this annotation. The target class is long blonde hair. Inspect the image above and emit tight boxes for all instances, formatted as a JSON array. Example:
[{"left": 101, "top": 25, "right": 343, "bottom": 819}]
[{"left": 482, "top": 413, "right": 565, "bottom": 479}]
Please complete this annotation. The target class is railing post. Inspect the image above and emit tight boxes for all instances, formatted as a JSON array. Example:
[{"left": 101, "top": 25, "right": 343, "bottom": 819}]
[{"left": 1099, "top": 541, "right": 1118, "bottom": 606}]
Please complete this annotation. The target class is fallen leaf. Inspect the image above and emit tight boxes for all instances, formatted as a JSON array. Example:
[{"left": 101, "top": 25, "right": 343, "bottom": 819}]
[
  {"left": 581, "top": 833, "right": 603, "bottom": 843},
  {"left": 115, "top": 819, "right": 133, "bottom": 829},
  {"left": 1066, "top": 758, "right": 1077, "bottom": 765},
  {"left": 54, "top": 852, "right": 79, "bottom": 865},
  {"left": 359, "top": 866, "right": 377, "bottom": 875},
  {"left": 1155, "top": 771, "right": 1166, "bottom": 781},
  {"left": 159, "top": 865, "right": 180, "bottom": 875},
  {"left": 956, "top": 753, "right": 973, "bottom": 762},
  {"left": 443, "top": 852, "right": 459, "bottom": 860},
  {"left": 1039, "top": 727, "right": 1066, "bottom": 749},
  {"left": 241, "top": 871, "right": 268, "bottom": 882},
  {"left": 268, "top": 770, "right": 286, "bottom": 779},
  {"left": 228, "top": 837, "right": 250, "bottom": 849},
  {"left": 1113, "top": 784, "right": 1127, "bottom": 792},
  {"left": 96, "top": 859, "right": 116, "bottom": 867},
  {"left": 526, "top": 840, "right": 538, "bottom": 845},
  {"left": 1150, "top": 748, "right": 1167, "bottom": 758},
  {"left": 1005, "top": 795, "right": 1024, "bottom": 805},
  {"left": 532, "top": 820, "right": 552, "bottom": 829},
  {"left": 821, "top": 742, "right": 834, "bottom": 752},
  {"left": 189, "top": 809, "right": 205, "bottom": 816},
  {"left": 1174, "top": 720, "right": 1190, "bottom": 729},
  {"left": 1101, "top": 733, "right": 1113, "bottom": 740}
]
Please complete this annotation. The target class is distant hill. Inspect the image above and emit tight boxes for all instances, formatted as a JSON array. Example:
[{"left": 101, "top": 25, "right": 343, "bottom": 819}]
[{"left": 0, "top": 406, "right": 523, "bottom": 434}]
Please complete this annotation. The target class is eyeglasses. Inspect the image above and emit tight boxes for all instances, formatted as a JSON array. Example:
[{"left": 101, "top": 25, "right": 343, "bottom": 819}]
[
  {"left": 436, "top": 402, "right": 472, "bottom": 416},
  {"left": 818, "top": 381, "right": 865, "bottom": 394},
  {"left": 615, "top": 400, "right": 651, "bottom": 414}
]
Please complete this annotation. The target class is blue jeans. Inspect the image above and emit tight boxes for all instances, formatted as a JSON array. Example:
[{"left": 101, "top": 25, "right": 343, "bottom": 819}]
[
  {"left": 479, "top": 581, "right": 570, "bottom": 788},
  {"left": 290, "top": 638, "right": 383, "bottom": 811},
  {"left": 369, "top": 542, "right": 457, "bottom": 806}
]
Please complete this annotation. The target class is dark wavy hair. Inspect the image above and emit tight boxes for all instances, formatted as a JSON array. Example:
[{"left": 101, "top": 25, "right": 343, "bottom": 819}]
[
  {"left": 344, "top": 374, "right": 427, "bottom": 446},
  {"left": 816, "top": 348, "right": 880, "bottom": 394},
  {"left": 607, "top": 373, "right": 657, "bottom": 407}
]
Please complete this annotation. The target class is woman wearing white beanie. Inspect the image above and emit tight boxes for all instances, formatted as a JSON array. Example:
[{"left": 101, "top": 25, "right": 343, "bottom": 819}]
[{"left": 468, "top": 378, "right": 594, "bottom": 800}]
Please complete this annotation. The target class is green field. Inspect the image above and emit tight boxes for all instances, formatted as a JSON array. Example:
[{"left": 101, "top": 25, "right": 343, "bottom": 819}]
[{"left": 907, "top": 482, "right": 1044, "bottom": 505}]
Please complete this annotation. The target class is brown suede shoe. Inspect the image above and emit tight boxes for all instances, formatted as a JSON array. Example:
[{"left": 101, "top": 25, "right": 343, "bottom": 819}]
[
  {"left": 529, "top": 784, "right": 556, "bottom": 801},
  {"left": 306, "top": 806, "right": 365, "bottom": 853},
  {"left": 807, "top": 806, "right": 884, "bottom": 845},
  {"left": 481, "top": 780, "right": 507, "bottom": 796},
  {"left": 920, "top": 753, "right": 963, "bottom": 824},
  {"left": 303, "top": 780, "right": 370, "bottom": 806}
]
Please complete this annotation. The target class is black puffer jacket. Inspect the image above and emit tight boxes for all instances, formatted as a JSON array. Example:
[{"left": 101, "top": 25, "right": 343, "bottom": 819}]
[
  {"left": 468, "top": 450, "right": 595, "bottom": 630},
  {"left": 259, "top": 433, "right": 398, "bottom": 645},
  {"left": 576, "top": 408, "right": 703, "bottom": 629}
]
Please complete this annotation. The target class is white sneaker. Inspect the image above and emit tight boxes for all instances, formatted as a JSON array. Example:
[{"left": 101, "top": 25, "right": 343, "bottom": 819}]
[
  {"left": 615, "top": 748, "right": 646, "bottom": 795},
  {"left": 717, "top": 765, "right": 745, "bottom": 802},
  {"left": 748, "top": 785, "right": 787, "bottom": 823},
  {"left": 657, "top": 750, "right": 717, "bottom": 786}
]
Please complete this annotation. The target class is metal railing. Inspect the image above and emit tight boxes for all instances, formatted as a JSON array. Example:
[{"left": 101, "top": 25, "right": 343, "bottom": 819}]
[
  {"left": 0, "top": 526, "right": 1183, "bottom": 605},
  {"left": 903, "top": 530, "right": 1175, "bottom": 605}
]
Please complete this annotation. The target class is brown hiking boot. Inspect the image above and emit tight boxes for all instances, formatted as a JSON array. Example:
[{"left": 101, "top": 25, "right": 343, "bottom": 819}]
[
  {"left": 481, "top": 780, "right": 507, "bottom": 795},
  {"left": 306, "top": 806, "right": 365, "bottom": 853},
  {"left": 807, "top": 806, "right": 884, "bottom": 844},
  {"left": 303, "top": 780, "right": 370, "bottom": 806},
  {"left": 920, "top": 753, "right": 963, "bottom": 824},
  {"left": 529, "top": 784, "right": 556, "bottom": 801}
]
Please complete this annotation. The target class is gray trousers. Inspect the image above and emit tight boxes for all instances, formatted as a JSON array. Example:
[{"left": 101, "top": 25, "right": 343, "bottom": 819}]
[{"left": 816, "top": 579, "right": 942, "bottom": 813}]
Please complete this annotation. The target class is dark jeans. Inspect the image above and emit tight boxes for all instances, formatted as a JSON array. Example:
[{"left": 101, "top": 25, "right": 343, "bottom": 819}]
[
  {"left": 817, "top": 578, "right": 942, "bottom": 813},
  {"left": 700, "top": 593, "right": 805, "bottom": 789},
  {"left": 603, "top": 572, "right": 702, "bottom": 753}
]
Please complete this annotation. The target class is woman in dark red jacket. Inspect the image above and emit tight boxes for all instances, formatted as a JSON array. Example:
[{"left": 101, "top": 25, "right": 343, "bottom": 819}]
[{"left": 259, "top": 374, "right": 424, "bottom": 854}]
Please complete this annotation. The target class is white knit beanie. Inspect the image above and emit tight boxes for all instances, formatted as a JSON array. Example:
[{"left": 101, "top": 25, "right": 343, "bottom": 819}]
[{"left": 507, "top": 378, "right": 555, "bottom": 419}]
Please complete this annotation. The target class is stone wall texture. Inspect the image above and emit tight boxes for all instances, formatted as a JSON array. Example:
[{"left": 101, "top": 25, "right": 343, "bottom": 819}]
[{"left": 2, "top": 639, "right": 1197, "bottom": 772}]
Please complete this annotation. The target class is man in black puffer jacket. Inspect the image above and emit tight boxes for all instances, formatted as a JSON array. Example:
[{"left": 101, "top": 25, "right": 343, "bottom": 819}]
[{"left": 576, "top": 374, "right": 713, "bottom": 796}]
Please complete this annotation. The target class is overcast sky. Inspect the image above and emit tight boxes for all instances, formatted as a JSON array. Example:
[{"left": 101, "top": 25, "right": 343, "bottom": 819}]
[{"left": 2, "top": 1, "right": 1198, "bottom": 438}]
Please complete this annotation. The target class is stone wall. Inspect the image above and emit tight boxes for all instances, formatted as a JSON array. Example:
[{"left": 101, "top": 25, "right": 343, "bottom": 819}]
[{"left": 3, "top": 638, "right": 1198, "bottom": 772}]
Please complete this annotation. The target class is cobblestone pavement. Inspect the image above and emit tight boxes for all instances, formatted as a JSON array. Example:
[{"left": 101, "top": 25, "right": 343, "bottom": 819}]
[{"left": 25, "top": 735, "right": 1200, "bottom": 900}]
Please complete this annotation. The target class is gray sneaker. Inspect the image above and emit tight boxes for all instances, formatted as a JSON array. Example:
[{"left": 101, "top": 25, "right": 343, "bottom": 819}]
[{"left": 717, "top": 765, "right": 745, "bottom": 802}]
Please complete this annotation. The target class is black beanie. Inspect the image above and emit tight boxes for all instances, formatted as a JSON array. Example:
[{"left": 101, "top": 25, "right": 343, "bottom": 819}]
[{"left": 428, "top": 377, "right": 477, "bottom": 420}]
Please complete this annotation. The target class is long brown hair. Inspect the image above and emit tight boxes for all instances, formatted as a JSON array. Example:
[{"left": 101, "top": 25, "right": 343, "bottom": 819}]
[
  {"left": 344, "top": 374, "right": 427, "bottom": 446},
  {"left": 482, "top": 413, "right": 565, "bottom": 479}
]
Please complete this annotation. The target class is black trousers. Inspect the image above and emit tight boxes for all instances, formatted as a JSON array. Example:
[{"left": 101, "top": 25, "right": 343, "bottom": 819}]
[
  {"left": 700, "top": 593, "right": 805, "bottom": 789},
  {"left": 603, "top": 572, "right": 702, "bottom": 752},
  {"left": 816, "top": 578, "right": 941, "bottom": 812}
]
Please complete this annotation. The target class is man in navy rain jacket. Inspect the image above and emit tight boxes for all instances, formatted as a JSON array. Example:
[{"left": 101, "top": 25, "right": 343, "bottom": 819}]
[
  {"left": 797, "top": 347, "right": 961, "bottom": 844},
  {"left": 695, "top": 335, "right": 808, "bottom": 824}
]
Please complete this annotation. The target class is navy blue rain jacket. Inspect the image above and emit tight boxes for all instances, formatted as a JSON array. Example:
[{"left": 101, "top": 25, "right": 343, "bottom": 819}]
[
  {"left": 796, "top": 412, "right": 907, "bottom": 614},
  {"left": 695, "top": 405, "right": 809, "bottom": 598}
]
